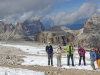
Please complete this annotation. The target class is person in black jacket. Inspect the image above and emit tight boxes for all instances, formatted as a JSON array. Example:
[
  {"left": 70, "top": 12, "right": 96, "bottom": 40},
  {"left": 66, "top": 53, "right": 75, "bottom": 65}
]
[
  {"left": 46, "top": 42, "right": 53, "bottom": 66},
  {"left": 95, "top": 47, "right": 100, "bottom": 69}
]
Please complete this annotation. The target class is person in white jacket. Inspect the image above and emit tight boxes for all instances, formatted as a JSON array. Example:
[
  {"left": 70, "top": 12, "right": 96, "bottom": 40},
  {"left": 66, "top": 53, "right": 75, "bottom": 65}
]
[{"left": 55, "top": 44, "right": 62, "bottom": 67}]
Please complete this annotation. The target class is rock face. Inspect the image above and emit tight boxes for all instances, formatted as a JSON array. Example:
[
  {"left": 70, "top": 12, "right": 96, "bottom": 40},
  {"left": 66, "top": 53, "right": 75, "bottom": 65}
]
[
  {"left": 83, "top": 15, "right": 100, "bottom": 34},
  {"left": 5, "top": 24, "right": 15, "bottom": 32},
  {"left": 0, "top": 21, "right": 5, "bottom": 34},
  {"left": 73, "top": 15, "right": 100, "bottom": 48},
  {"left": 45, "top": 26, "right": 63, "bottom": 31},
  {"left": 45, "top": 26, "right": 70, "bottom": 31},
  {"left": 61, "top": 26, "right": 71, "bottom": 30},
  {"left": 0, "top": 20, "right": 45, "bottom": 40},
  {"left": 14, "top": 20, "right": 45, "bottom": 36},
  {"left": 34, "top": 26, "right": 74, "bottom": 45},
  {"left": 14, "top": 23, "right": 24, "bottom": 35}
]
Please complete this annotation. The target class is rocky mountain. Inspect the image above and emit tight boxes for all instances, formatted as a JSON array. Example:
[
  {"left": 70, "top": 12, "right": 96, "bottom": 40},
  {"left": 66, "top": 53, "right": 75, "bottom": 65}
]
[
  {"left": 5, "top": 24, "right": 15, "bottom": 33},
  {"left": 1, "top": 15, "right": 100, "bottom": 48},
  {"left": 73, "top": 15, "right": 100, "bottom": 48},
  {"left": 83, "top": 15, "right": 100, "bottom": 34},
  {"left": 0, "top": 20, "right": 45, "bottom": 40},
  {"left": 14, "top": 20, "right": 45, "bottom": 36},
  {"left": 34, "top": 26, "right": 74, "bottom": 45}
]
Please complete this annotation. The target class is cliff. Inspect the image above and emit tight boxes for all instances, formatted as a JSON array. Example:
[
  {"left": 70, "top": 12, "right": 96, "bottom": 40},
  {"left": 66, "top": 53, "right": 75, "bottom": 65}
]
[
  {"left": 34, "top": 26, "right": 74, "bottom": 45},
  {"left": 73, "top": 15, "right": 100, "bottom": 48}
]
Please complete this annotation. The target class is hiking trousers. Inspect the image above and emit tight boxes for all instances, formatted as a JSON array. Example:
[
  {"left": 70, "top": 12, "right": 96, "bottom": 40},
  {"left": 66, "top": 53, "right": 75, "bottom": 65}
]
[
  {"left": 79, "top": 56, "right": 86, "bottom": 65},
  {"left": 96, "top": 59, "right": 100, "bottom": 69},
  {"left": 56, "top": 55, "right": 61, "bottom": 66},
  {"left": 48, "top": 54, "right": 53, "bottom": 66},
  {"left": 67, "top": 54, "right": 74, "bottom": 66},
  {"left": 91, "top": 60, "right": 96, "bottom": 70}
]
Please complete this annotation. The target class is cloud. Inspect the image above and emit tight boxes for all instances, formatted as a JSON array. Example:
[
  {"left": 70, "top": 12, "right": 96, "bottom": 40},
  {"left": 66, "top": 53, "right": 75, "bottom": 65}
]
[
  {"left": 96, "top": 9, "right": 100, "bottom": 14},
  {"left": 2, "top": 15, "right": 15, "bottom": 24},
  {"left": 0, "top": 0, "right": 68, "bottom": 24},
  {"left": 17, "top": 11, "right": 34, "bottom": 23},
  {"left": 52, "top": 2, "right": 97, "bottom": 25}
]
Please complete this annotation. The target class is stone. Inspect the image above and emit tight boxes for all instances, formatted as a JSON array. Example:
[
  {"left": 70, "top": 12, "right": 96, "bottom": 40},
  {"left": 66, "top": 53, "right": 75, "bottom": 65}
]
[
  {"left": 6, "top": 55, "right": 10, "bottom": 59},
  {"left": 11, "top": 55, "right": 16, "bottom": 59}
]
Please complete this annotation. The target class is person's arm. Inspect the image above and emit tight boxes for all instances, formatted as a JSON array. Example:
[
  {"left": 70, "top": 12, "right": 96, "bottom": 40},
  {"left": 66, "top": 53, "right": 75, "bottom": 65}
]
[
  {"left": 51, "top": 46, "right": 53, "bottom": 54},
  {"left": 90, "top": 52, "right": 91, "bottom": 60},
  {"left": 46, "top": 46, "right": 48, "bottom": 55},
  {"left": 55, "top": 48, "right": 58, "bottom": 54},
  {"left": 78, "top": 49, "right": 79, "bottom": 53},
  {"left": 78, "top": 49, "right": 80, "bottom": 59},
  {"left": 72, "top": 46, "right": 75, "bottom": 52},
  {"left": 65, "top": 46, "right": 69, "bottom": 52},
  {"left": 94, "top": 53, "right": 96, "bottom": 60},
  {"left": 81, "top": 48, "right": 85, "bottom": 54},
  {"left": 52, "top": 51, "right": 53, "bottom": 54}
]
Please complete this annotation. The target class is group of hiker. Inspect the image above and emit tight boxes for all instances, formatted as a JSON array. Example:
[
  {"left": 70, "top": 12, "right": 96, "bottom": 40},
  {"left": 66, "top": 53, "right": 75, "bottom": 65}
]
[{"left": 46, "top": 42, "right": 100, "bottom": 70}]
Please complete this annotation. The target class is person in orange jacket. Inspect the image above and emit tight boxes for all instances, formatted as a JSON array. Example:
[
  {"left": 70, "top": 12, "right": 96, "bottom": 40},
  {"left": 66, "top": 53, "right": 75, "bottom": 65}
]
[{"left": 95, "top": 47, "right": 100, "bottom": 69}]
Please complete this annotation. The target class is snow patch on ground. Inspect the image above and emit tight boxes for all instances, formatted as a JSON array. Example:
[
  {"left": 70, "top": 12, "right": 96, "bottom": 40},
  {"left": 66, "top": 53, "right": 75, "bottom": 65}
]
[
  {"left": 0, "top": 43, "right": 99, "bottom": 71},
  {"left": 0, "top": 67, "right": 45, "bottom": 75}
]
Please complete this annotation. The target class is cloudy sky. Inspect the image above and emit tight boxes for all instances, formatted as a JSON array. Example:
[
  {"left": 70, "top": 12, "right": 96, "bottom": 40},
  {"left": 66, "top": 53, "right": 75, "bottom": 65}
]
[{"left": 0, "top": 0, "right": 100, "bottom": 26}]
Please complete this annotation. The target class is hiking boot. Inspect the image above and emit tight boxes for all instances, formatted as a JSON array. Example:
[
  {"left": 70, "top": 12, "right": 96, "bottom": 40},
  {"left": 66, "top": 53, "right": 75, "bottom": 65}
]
[
  {"left": 72, "top": 65, "right": 74, "bottom": 66},
  {"left": 67, "top": 65, "right": 69, "bottom": 66},
  {"left": 84, "top": 64, "right": 86, "bottom": 66}
]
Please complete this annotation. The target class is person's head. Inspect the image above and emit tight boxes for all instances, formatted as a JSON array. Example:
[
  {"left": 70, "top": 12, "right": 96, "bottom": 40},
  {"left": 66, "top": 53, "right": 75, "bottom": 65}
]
[
  {"left": 78, "top": 46, "right": 81, "bottom": 49},
  {"left": 91, "top": 47, "right": 95, "bottom": 51},
  {"left": 59, "top": 44, "right": 61, "bottom": 47},
  {"left": 95, "top": 47, "right": 99, "bottom": 51},
  {"left": 48, "top": 42, "right": 50, "bottom": 46},
  {"left": 69, "top": 42, "right": 72, "bottom": 46}
]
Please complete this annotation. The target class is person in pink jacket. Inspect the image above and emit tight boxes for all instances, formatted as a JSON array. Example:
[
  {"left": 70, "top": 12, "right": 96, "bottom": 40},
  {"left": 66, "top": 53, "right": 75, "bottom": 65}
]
[{"left": 78, "top": 46, "right": 86, "bottom": 66}]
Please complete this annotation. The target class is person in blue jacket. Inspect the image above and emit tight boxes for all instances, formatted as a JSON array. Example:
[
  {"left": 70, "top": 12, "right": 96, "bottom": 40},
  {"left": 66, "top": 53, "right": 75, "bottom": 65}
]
[
  {"left": 90, "top": 47, "right": 96, "bottom": 70},
  {"left": 46, "top": 42, "right": 53, "bottom": 66}
]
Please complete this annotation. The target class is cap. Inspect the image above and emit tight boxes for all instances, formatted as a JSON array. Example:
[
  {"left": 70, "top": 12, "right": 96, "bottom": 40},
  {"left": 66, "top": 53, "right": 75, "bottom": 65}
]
[
  {"left": 78, "top": 46, "right": 80, "bottom": 47},
  {"left": 95, "top": 47, "right": 98, "bottom": 49},
  {"left": 48, "top": 42, "right": 50, "bottom": 44}
]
